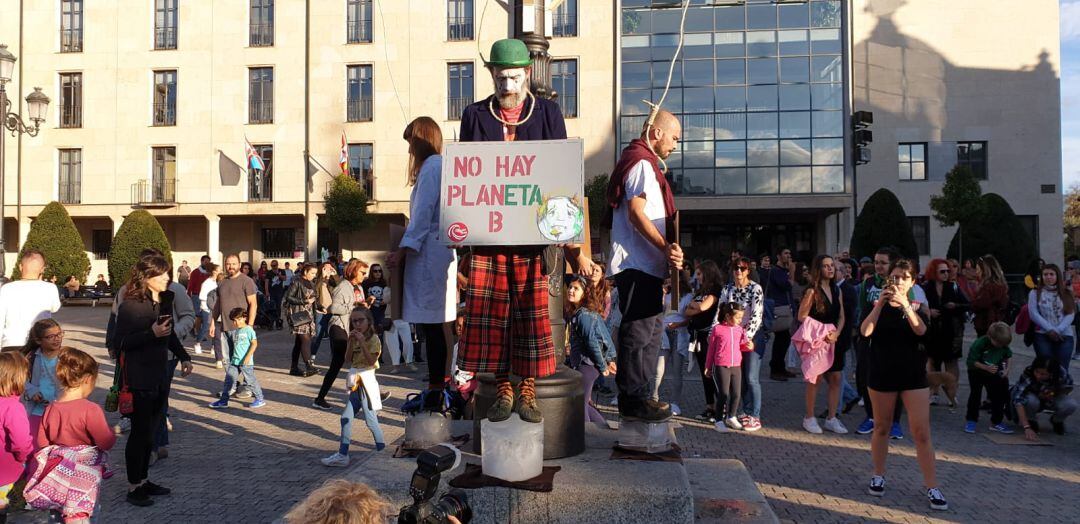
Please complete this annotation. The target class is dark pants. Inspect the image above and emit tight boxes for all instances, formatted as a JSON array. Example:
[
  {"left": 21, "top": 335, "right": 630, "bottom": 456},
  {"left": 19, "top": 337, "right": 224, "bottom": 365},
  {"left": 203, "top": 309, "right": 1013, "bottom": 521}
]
[
  {"left": 712, "top": 366, "right": 742, "bottom": 419},
  {"left": 153, "top": 358, "right": 179, "bottom": 451},
  {"left": 127, "top": 386, "right": 168, "bottom": 485},
  {"left": 291, "top": 334, "right": 313, "bottom": 371},
  {"left": 856, "top": 338, "right": 902, "bottom": 423},
  {"left": 693, "top": 331, "right": 717, "bottom": 409},
  {"left": 614, "top": 270, "right": 664, "bottom": 401},
  {"left": 769, "top": 328, "right": 792, "bottom": 374},
  {"left": 317, "top": 326, "right": 348, "bottom": 401},
  {"left": 420, "top": 323, "right": 449, "bottom": 388},
  {"left": 966, "top": 369, "right": 1008, "bottom": 424}
]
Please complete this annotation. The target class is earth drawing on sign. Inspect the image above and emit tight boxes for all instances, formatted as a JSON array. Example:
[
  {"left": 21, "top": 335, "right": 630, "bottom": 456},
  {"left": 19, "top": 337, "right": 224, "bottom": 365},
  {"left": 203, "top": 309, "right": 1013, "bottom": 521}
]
[{"left": 536, "top": 196, "right": 584, "bottom": 242}]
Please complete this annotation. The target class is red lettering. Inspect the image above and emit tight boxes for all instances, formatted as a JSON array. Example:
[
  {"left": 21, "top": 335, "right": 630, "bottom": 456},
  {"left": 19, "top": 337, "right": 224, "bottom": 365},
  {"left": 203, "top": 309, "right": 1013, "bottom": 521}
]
[
  {"left": 495, "top": 156, "right": 511, "bottom": 177},
  {"left": 454, "top": 157, "right": 470, "bottom": 178},
  {"left": 446, "top": 185, "right": 462, "bottom": 206},
  {"left": 489, "top": 211, "right": 503, "bottom": 233}
]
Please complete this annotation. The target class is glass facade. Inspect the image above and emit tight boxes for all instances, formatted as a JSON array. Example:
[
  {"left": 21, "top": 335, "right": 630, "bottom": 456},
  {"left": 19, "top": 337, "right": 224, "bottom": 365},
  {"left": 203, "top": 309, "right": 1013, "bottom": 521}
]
[{"left": 620, "top": 0, "right": 845, "bottom": 196}]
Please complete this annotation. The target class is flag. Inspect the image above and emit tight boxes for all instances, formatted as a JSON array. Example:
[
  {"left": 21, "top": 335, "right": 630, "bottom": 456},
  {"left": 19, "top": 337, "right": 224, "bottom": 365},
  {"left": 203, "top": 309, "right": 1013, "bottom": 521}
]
[
  {"left": 339, "top": 131, "right": 349, "bottom": 176},
  {"left": 245, "top": 136, "right": 266, "bottom": 172}
]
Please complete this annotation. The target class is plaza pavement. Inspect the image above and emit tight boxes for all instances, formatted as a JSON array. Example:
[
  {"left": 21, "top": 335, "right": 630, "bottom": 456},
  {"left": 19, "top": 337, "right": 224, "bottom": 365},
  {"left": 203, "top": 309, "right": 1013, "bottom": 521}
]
[{"left": 10, "top": 306, "right": 1079, "bottom": 523}]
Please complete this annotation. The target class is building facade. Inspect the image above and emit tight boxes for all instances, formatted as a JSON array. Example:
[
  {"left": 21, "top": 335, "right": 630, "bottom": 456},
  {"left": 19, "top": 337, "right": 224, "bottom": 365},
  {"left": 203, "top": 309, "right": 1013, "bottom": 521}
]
[{"left": 0, "top": 0, "right": 1064, "bottom": 278}]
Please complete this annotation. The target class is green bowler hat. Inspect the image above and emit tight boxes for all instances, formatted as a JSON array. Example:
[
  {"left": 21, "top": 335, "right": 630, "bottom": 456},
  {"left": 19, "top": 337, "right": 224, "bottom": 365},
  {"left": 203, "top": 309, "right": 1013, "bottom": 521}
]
[{"left": 486, "top": 38, "right": 533, "bottom": 68}]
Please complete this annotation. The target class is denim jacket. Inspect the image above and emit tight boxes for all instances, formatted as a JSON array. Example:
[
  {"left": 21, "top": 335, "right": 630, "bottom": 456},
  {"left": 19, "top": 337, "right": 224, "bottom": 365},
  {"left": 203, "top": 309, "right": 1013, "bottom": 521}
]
[{"left": 568, "top": 308, "right": 616, "bottom": 371}]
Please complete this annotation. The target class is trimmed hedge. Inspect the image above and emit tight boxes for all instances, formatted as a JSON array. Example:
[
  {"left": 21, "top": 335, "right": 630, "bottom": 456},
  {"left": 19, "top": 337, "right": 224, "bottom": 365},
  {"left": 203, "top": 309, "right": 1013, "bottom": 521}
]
[
  {"left": 323, "top": 174, "right": 373, "bottom": 232},
  {"left": 850, "top": 188, "right": 918, "bottom": 260},
  {"left": 12, "top": 202, "right": 90, "bottom": 283},
  {"left": 947, "top": 193, "right": 1036, "bottom": 274},
  {"left": 108, "top": 210, "right": 173, "bottom": 291}
]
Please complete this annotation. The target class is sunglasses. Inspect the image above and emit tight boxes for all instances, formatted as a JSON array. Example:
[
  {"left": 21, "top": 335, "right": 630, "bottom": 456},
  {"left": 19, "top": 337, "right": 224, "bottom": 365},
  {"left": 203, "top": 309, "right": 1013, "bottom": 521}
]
[
  {"left": 938, "top": 270, "right": 949, "bottom": 274},
  {"left": 735, "top": 266, "right": 749, "bottom": 272}
]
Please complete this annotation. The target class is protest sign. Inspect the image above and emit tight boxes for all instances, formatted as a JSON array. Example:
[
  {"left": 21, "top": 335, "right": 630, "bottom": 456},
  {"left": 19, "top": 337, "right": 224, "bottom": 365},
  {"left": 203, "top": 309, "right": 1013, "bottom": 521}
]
[{"left": 440, "top": 138, "right": 584, "bottom": 246}]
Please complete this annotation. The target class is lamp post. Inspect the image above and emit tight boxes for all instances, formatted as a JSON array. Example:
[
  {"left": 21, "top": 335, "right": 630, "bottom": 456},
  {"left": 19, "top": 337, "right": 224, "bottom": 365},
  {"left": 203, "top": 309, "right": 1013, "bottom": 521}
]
[{"left": 0, "top": 44, "right": 50, "bottom": 279}]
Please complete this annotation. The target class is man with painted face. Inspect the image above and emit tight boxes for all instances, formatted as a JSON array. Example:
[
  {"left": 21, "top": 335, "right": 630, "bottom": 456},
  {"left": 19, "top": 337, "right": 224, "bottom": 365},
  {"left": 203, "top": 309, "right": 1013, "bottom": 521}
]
[{"left": 456, "top": 39, "right": 593, "bottom": 424}]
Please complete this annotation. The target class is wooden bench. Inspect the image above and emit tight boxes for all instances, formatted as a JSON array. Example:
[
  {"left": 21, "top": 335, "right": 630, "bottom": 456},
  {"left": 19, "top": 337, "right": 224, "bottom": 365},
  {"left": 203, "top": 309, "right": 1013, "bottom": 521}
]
[{"left": 62, "top": 294, "right": 114, "bottom": 308}]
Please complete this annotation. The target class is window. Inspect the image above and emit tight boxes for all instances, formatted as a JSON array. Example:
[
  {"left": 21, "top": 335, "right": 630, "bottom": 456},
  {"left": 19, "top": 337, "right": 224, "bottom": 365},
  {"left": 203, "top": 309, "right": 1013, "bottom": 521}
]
[
  {"left": 250, "top": 145, "right": 273, "bottom": 201},
  {"left": 248, "top": 67, "right": 274, "bottom": 124},
  {"left": 347, "top": 143, "right": 374, "bottom": 197},
  {"left": 447, "top": 0, "right": 473, "bottom": 41},
  {"left": 250, "top": 0, "right": 274, "bottom": 46},
  {"left": 155, "top": 0, "right": 178, "bottom": 50},
  {"left": 553, "top": 0, "right": 577, "bottom": 37},
  {"left": 59, "top": 73, "right": 82, "bottom": 128},
  {"left": 956, "top": 141, "right": 987, "bottom": 180},
  {"left": 58, "top": 149, "right": 81, "bottom": 204},
  {"left": 909, "top": 217, "right": 930, "bottom": 256},
  {"left": 60, "top": 0, "right": 83, "bottom": 52},
  {"left": 898, "top": 143, "right": 926, "bottom": 181},
  {"left": 551, "top": 59, "right": 578, "bottom": 118},
  {"left": 1017, "top": 215, "right": 1040, "bottom": 250},
  {"left": 448, "top": 62, "right": 474, "bottom": 120},
  {"left": 91, "top": 230, "right": 111, "bottom": 260},
  {"left": 261, "top": 228, "right": 296, "bottom": 258},
  {"left": 153, "top": 70, "right": 177, "bottom": 126},
  {"left": 151, "top": 147, "right": 177, "bottom": 204},
  {"left": 346, "top": 65, "right": 373, "bottom": 122},
  {"left": 347, "top": 0, "right": 373, "bottom": 43}
]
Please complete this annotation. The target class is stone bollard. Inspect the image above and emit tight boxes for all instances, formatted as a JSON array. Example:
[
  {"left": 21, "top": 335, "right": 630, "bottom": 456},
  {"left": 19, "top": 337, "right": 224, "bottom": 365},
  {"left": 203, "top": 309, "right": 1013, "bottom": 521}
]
[{"left": 481, "top": 413, "right": 544, "bottom": 482}]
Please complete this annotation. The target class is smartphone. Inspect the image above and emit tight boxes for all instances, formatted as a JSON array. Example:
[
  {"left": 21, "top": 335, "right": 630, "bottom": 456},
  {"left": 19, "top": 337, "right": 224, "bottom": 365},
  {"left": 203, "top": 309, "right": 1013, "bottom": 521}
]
[
  {"left": 158, "top": 315, "right": 172, "bottom": 324},
  {"left": 888, "top": 276, "right": 900, "bottom": 287},
  {"left": 158, "top": 290, "right": 175, "bottom": 321}
]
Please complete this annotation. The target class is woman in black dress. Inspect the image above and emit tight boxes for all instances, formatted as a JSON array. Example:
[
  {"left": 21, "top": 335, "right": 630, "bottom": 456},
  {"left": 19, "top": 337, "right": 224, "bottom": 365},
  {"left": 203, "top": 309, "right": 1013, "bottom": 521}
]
[
  {"left": 684, "top": 260, "right": 725, "bottom": 423},
  {"left": 796, "top": 255, "right": 846, "bottom": 435},
  {"left": 860, "top": 259, "right": 947, "bottom": 511}
]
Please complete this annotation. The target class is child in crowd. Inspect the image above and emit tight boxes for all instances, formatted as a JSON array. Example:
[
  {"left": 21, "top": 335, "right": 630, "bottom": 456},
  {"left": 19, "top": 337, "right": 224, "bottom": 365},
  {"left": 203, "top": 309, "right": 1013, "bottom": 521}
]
[
  {"left": 705, "top": 302, "right": 753, "bottom": 432},
  {"left": 0, "top": 352, "right": 31, "bottom": 524},
  {"left": 209, "top": 308, "right": 266, "bottom": 409},
  {"left": 22, "top": 319, "right": 64, "bottom": 439},
  {"left": 1013, "top": 356, "right": 1076, "bottom": 441},
  {"left": 321, "top": 308, "right": 385, "bottom": 468},
  {"left": 564, "top": 275, "right": 617, "bottom": 426},
  {"left": 964, "top": 322, "right": 1014, "bottom": 434},
  {"left": 29, "top": 348, "right": 116, "bottom": 524},
  {"left": 283, "top": 479, "right": 392, "bottom": 524}
]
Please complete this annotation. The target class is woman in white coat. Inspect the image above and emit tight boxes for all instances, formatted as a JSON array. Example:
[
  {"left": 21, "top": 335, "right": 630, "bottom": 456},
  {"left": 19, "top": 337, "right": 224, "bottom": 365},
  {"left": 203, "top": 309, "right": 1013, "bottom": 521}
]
[{"left": 387, "top": 116, "right": 458, "bottom": 412}]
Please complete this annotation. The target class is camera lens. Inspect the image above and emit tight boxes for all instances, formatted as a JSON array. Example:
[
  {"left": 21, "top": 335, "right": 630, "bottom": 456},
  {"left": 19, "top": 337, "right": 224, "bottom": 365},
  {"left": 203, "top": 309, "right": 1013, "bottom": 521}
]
[{"left": 435, "top": 489, "right": 472, "bottom": 523}]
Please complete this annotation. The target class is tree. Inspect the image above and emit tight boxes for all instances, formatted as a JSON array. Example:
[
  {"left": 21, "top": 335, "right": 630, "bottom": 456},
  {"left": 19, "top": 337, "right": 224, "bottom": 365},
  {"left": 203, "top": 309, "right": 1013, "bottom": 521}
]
[
  {"left": 1064, "top": 184, "right": 1080, "bottom": 258},
  {"left": 323, "top": 174, "right": 374, "bottom": 233},
  {"left": 947, "top": 193, "right": 1036, "bottom": 274},
  {"left": 11, "top": 202, "right": 90, "bottom": 283},
  {"left": 929, "top": 165, "right": 984, "bottom": 262},
  {"left": 585, "top": 174, "right": 609, "bottom": 231},
  {"left": 850, "top": 188, "right": 918, "bottom": 260},
  {"left": 108, "top": 210, "right": 173, "bottom": 291}
]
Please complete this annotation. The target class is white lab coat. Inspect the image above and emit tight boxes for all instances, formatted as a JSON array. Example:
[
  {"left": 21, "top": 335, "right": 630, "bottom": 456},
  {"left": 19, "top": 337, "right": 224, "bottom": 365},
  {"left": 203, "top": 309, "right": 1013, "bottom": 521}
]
[{"left": 400, "top": 155, "right": 458, "bottom": 324}]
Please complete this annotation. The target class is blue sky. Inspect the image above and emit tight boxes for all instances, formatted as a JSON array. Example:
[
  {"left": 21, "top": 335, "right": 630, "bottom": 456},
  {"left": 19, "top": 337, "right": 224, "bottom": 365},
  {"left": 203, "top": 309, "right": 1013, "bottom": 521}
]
[{"left": 1063, "top": 0, "right": 1080, "bottom": 189}]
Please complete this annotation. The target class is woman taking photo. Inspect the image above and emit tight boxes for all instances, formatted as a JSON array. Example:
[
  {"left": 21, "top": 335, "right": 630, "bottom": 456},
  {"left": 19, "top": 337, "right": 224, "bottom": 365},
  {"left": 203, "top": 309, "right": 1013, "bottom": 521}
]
[
  {"left": 796, "top": 255, "right": 846, "bottom": 435},
  {"left": 387, "top": 116, "right": 458, "bottom": 412},
  {"left": 921, "top": 258, "right": 968, "bottom": 406},
  {"left": 113, "top": 256, "right": 193, "bottom": 507},
  {"left": 285, "top": 263, "right": 319, "bottom": 378},
  {"left": 684, "top": 260, "right": 725, "bottom": 423},
  {"left": 719, "top": 257, "right": 765, "bottom": 431},
  {"left": 1028, "top": 263, "right": 1076, "bottom": 374},
  {"left": 971, "top": 256, "right": 1008, "bottom": 337},
  {"left": 860, "top": 259, "right": 947, "bottom": 511},
  {"left": 314, "top": 260, "right": 370, "bottom": 410}
]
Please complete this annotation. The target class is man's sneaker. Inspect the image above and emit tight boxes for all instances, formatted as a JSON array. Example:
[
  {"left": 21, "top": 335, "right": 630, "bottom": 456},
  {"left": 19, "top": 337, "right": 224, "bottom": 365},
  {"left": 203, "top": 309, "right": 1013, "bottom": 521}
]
[
  {"left": 669, "top": 402, "right": 682, "bottom": 416},
  {"left": 113, "top": 418, "right": 131, "bottom": 435},
  {"left": 803, "top": 417, "right": 823, "bottom": 434},
  {"left": 889, "top": 422, "right": 903, "bottom": 440},
  {"left": 725, "top": 416, "right": 744, "bottom": 430},
  {"left": 928, "top": 394, "right": 941, "bottom": 406},
  {"left": 250, "top": 399, "right": 267, "bottom": 409},
  {"left": 964, "top": 421, "right": 977, "bottom": 434},
  {"left": 990, "top": 422, "right": 1014, "bottom": 434},
  {"left": 126, "top": 486, "right": 154, "bottom": 507},
  {"left": 927, "top": 487, "right": 948, "bottom": 511},
  {"left": 193, "top": 343, "right": 203, "bottom": 355},
  {"left": 823, "top": 417, "right": 848, "bottom": 434},
  {"left": 713, "top": 420, "right": 730, "bottom": 433},
  {"left": 743, "top": 416, "right": 762, "bottom": 432},
  {"left": 856, "top": 418, "right": 874, "bottom": 435},
  {"left": 1052, "top": 420, "right": 1066, "bottom": 435},
  {"left": 320, "top": 453, "right": 350, "bottom": 467},
  {"left": 208, "top": 400, "right": 229, "bottom": 409},
  {"left": 312, "top": 398, "right": 332, "bottom": 410},
  {"left": 867, "top": 475, "right": 885, "bottom": 497},
  {"left": 143, "top": 481, "right": 171, "bottom": 496},
  {"left": 695, "top": 410, "right": 717, "bottom": 424}
]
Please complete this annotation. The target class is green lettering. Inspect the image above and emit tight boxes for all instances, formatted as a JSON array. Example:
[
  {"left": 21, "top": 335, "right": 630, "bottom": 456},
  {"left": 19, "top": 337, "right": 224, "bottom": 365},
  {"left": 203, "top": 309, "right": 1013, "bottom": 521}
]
[
  {"left": 529, "top": 185, "right": 543, "bottom": 206},
  {"left": 504, "top": 184, "right": 517, "bottom": 206}
]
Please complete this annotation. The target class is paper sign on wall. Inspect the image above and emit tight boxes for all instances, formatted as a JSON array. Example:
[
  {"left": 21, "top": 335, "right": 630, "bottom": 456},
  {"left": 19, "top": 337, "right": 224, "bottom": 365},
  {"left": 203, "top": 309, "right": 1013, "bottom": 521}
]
[{"left": 440, "top": 139, "right": 585, "bottom": 246}]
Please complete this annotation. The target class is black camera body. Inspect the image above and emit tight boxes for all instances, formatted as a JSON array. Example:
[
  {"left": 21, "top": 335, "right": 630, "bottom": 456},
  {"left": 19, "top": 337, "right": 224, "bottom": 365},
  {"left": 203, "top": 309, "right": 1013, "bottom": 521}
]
[{"left": 398, "top": 445, "right": 472, "bottom": 524}]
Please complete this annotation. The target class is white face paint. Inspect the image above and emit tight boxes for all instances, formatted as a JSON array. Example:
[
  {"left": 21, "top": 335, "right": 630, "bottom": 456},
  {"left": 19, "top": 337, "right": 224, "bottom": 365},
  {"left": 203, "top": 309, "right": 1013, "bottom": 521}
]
[{"left": 492, "top": 67, "right": 530, "bottom": 109}]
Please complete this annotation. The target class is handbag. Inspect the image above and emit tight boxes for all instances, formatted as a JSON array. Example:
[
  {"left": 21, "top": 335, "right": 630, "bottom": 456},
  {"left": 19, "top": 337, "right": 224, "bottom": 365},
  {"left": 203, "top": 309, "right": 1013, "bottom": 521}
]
[
  {"left": 290, "top": 309, "right": 314, "bottom": 326},
  {"left": 117, "top": 354, "right": 134, "bottom": 415}
]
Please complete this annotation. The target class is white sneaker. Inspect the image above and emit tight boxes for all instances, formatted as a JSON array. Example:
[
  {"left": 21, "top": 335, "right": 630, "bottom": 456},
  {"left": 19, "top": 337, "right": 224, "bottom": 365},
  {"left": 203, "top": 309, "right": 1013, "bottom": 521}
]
[
  {"left": 194, "top": 343, "right": 203, "bottom": 355},
  {"left": 725, "top": 416, "right": 744, "bottom": 430},
  {"left": 320, "top": 453, "right": 350, "bottom": 467},
  {"left": 803, "top": 417, "right": 823, "bottom": 434},
  {"left": 823, "top": 417, "right": 849, "bottom": 434},
  {"left": 670, "top": 402, "right": 682, "bottom": 416},
  {"left": 713, "top": 421, "right": 730, "bottom": 433},
  {"left": 609, "top": 397, "right": 619, "bottom": 406}
]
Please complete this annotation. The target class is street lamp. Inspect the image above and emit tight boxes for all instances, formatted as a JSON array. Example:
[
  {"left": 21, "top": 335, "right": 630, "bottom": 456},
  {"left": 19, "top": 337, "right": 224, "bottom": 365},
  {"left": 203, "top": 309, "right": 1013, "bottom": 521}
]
[{"left": 0, "top": 44, "right": 50, "bottom": 279}]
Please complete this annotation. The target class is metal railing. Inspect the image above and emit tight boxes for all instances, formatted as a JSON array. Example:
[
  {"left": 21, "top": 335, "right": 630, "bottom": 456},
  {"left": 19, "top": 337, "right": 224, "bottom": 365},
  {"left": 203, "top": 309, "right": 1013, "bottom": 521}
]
[
  {"left": 58, "top": 184, "right": 81, "bottom": 205},
  {"left": 262, "top": 250, "right": 294, "bottom": 259},
  {"left": 557, "top": 95, "right": 577, "bottom": 118},
  {"left": 153, "top": 103, "right": 176, "bottom": 126},
  {"left": 60, "top": 105, "right": 82, "bottom": 128},
  {"left": 552, "top": 13, "right": 577, "bottom": 37},
  {"left": 447, "top": 17, "right": 473, "bottom": 40},
  {"left": 347, "top": 20, "right": 373, "bottom": 43},
  {"left": 92, "top": 251, "right": 108, "bottom": 260},
  {"left": 346, "top": 98, "right": 373, "bottom": 122},
  {"left": 447, "top": 96, "right": 473, "bottom": 120},
  {"left": 250, "top": 176, "right": 273, "bottom": 202},
  {"left": 249, "top": 23, "right": 274, "bottom": 46},
  {"left": 131, "top": 179, "right": 176, "bottom": 206},
  {"left": 249, "top": 100, "right": 273, "bottom": 124},
  {"left": 154, "top": 26, "right": 177, "bottom": 50},
  {"left": 60, "top": 29, "right": 82, "bottom": 52}
]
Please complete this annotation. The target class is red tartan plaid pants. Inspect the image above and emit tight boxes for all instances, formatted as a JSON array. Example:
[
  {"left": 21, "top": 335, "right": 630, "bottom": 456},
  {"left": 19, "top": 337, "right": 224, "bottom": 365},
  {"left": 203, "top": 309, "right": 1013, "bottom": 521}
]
[{"left": 457, "top": 247, "right": 556, "bottom": 378}]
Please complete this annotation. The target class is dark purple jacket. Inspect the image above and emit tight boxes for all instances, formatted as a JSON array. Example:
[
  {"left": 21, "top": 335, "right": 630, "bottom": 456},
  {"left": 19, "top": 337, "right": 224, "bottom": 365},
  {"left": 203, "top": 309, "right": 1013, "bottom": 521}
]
[{"left": 459, "top": 94, "right": 567, "bottom": 142}]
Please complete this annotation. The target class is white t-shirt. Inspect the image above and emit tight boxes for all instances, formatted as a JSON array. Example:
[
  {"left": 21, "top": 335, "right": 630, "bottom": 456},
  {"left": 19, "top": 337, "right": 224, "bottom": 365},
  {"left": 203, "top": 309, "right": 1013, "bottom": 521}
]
[
  {"left": 609, "top": 159, "right": 669, "bottom": 279},
  {"left": 0, "top": 280, "right": 62, "bottom": 347}
]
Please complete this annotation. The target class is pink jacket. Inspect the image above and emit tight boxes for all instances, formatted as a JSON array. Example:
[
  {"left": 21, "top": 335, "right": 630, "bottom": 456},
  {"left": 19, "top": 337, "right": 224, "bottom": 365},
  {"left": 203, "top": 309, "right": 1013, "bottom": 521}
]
[
  {"left": 706, "top": 323, "right": 751, "bottom": 369},
  {"left": 792, "top": 317, "right": 836, "bottom": 385},
  {"left": 0, "top": 394, "right": 33, "bottom": 485}
]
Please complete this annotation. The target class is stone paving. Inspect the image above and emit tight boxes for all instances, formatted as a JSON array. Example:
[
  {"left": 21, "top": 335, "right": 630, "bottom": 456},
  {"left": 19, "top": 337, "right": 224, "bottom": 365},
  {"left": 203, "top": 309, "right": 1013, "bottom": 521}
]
[{"left": 11, "top": 306, "right": 1080, "bottom": 523}]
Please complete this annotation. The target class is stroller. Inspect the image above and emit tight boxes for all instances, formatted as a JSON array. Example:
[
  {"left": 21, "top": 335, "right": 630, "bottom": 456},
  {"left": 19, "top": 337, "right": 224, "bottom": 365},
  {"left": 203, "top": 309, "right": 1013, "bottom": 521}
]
[{"left": 253, "top": 290, "right": 282, "bottom": 330}]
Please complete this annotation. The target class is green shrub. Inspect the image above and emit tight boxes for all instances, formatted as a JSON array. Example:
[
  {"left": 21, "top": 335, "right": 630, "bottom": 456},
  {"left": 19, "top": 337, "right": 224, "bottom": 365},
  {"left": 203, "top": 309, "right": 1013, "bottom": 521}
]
[
  {"left": 947, "top": 193, "right": 1036, "bottom": 274},
  {"left": 108, "top": 210, "right": 173, "bottom": 291},
  {"left": 11, "top": 202, "right": 90, "bottom": 283},
  {"left": 323, "top": 174, "right": 373, "bottom": 232},
  {"left": 850, "top": 188, "right": 918, "bottom": 260},
  {"left": 585, "top": 174, "right": 609, "bottom": 230}
]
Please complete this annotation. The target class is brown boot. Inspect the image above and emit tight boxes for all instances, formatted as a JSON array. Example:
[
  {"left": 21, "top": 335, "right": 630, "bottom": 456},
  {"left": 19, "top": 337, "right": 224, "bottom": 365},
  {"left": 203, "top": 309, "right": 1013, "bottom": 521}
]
[
  {"left": 515, "top": 377, "right": 543, "bottom": 423},
  {"left": 487, "top": 380, "right": 514, "bottom": 422}
]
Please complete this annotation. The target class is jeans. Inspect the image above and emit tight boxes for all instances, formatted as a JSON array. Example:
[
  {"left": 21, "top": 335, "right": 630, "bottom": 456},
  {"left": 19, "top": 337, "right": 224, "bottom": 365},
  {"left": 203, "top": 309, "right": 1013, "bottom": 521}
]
[
  {"left": 712, "top": 366, "right": 742, "bottom": 420},
  {"left": 220, "top": 364, "right": 264, "bottom": 402},
  {"left": 195, "top": 309, "right": 211, "bottom": 345},
  {"left": 338, "top": 386, "right": 384, "bottom": 455},
  {"left": 580, "top": 364, "right": 607, "bottom": 425},
  {"left": 311, "top": 312, "right": 332, "bottom": 357},
  {"left": 966, "top": 369, "right": 1008, "bottom": 424},
  {"left": 740, "top": 351, "right": 763, "bottom": 418},
  {"left": 1033, "top": 333, "right": 1075, "bottom": 377},
  {"left": 384, "top": 320, "right": 414, "bottom": 366},
  {"left": 614, "top": 270, "right": 665, "bottom": 402},
  {"left": 153, "top": 358, "right": 179, "bottom": 451},
  {"left": 1019, "top": 393, "right": 1078, "bottom": 423}
]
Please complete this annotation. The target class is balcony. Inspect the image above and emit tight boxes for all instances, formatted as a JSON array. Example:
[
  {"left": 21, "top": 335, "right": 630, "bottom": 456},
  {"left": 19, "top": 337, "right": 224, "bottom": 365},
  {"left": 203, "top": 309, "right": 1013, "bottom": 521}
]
[
  {"left": 552, "top": 13, "right": 577, "bottom": 37},
  {"left": 248, "top": 100, "right": 273, "bottom": 124},
  {"left": 347, "top": 20, "right": 372, "bottom": 43},
  {"left": 249, "top": 23, "right": 274, "bottom": 47},
  {"left": 153, "top": 103, "right": 176, "bottom": 126},
  {"left": 250, "top": 175, "right": 273, "bottom": 202},
  {"left": 131, "top": 179, "right": 176, "bottom": 208},
  {"left": 154, "top": 26, "right": 177, "bottom": 50},
  {"left": 58, "top": 184, "right": 81, "bottom": 205},
  {"left": 60, "top": 29, "right": 82, "bottom": 52},
  {"left": 448, "top": 96, "right": 473, "bottom": 121},
  {"left": 347, "top": 98, "right": 373, "bottom": 122},
  {"left": 59, "top": 105, "right": 81, "bottom": 128},
  {"left": 447, "top": 18, "right": 473, "bottom": 41}
]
